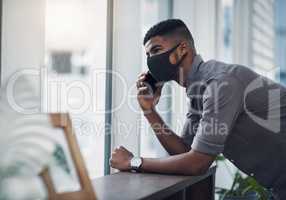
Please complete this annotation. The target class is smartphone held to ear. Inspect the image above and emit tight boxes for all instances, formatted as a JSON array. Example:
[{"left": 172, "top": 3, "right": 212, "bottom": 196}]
[{"left": 144, "top": 72, "right": 159, "bottom": 93}]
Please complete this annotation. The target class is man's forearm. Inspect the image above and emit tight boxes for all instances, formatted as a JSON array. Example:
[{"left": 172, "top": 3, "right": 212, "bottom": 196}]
[
  {"left": 140, "top": 150, "right": 214, "bottom": 175},
  {"left": 144, "top": 108, "right": 190, "bottom": 155}
]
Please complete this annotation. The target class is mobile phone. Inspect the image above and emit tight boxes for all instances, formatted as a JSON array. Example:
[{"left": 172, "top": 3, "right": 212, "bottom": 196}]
[{"left": 144, "top": 72, "right": 158, "bottom": 93}]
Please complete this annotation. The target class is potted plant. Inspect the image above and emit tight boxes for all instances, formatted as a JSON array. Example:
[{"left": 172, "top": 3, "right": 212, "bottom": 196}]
[{"left": 215, "top": 156, "right": 272, "bottom": 200}]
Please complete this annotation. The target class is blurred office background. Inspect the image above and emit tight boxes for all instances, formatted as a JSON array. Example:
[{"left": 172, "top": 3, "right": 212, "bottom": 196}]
[{"left": 1, "top": 0, "right": 286, "bottom": 193}]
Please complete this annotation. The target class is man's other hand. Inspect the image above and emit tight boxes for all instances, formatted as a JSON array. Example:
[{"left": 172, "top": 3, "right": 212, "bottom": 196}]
[
  {"left": 109, "top": 146, "right": 134, "bottom": 171},
  {"left": 136, "top": 72, "right": 163, "bottom": 114}
]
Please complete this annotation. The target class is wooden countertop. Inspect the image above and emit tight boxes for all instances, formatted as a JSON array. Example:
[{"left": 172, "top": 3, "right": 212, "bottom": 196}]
[{"left": 92, "top": 166, "right": 216, "bottom": 200}]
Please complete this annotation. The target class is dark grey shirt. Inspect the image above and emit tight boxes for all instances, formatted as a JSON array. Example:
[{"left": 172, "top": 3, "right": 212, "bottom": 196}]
[{"left": 182, "top": 55, "right": 286, "bottom": 194}]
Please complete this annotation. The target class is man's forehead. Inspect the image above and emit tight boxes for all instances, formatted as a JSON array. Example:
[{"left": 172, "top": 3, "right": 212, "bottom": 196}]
[{"left": 144, "top": 36, "right": 167, "bottom": 52}]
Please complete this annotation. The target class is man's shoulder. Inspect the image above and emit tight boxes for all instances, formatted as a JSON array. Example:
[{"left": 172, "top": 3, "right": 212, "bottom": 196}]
[
  {"left": 202, "top": 59, "right": 257, "bottom": 83},
  {"left": 204, "top": 59, "right": 248, "bottom": 73}
]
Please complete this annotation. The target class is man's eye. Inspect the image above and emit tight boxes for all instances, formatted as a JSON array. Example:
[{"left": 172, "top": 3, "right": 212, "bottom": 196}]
[{"left": 152, "top": 48, "right": 160, "bottom": 54}]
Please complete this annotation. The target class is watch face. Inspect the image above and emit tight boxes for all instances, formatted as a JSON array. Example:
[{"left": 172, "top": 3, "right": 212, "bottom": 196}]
[{"left": 131, "top": 157, "right": 142, "bottom": 168}]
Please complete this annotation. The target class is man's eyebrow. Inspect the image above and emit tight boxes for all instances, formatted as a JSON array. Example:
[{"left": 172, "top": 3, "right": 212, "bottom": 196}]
[
  {"left": 149, "top": 44, "right": 161, "bottom": 52},
  {"left": 146, "top": 44, "right": 162, "bottom": 56}
]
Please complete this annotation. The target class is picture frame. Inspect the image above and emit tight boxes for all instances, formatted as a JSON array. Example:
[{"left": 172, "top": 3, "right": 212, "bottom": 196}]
[{"left": 39, "top": 113, "right": 97, "bottom": 200}]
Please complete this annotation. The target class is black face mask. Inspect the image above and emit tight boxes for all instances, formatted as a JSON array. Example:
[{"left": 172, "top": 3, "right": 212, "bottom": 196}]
[{"left": 147, "top": 43, "right": 186, "bottom": 82}]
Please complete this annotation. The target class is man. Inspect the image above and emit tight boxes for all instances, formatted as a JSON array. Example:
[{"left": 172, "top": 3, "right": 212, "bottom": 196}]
[{"left": 109, "top": 19, "right": 286, "bottom": 199}]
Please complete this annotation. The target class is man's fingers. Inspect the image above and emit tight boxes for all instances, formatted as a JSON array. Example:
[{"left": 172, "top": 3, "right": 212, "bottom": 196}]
[
  {"left": 109, "top": 158, "right": 114, "bottom": 165},
  {"left": 137, "top": 72, "right": 147, "bottom": 78},
  {"left": 138, "top": 87, "right": 155, "bottom": 100},
  {"left": 112, "top": 146, "right": 126, "bottom": 154},
  {"left": 137, "top": 86, "right": 148, "bottom": 91},
  {"left": 138, "top": 76, "right": 146, "bottom": 82},
  {"left": 119, "top": 146, "right": 128, "bottom": 151},
  {"left": 136, "top": 80, "right": 143, "bottom": 89},
  {"left": 136, "top": 76, "right": 147, "bottom": 89},
  {"left": 137, "top": 86, "right": 150, "bottom": 95}
]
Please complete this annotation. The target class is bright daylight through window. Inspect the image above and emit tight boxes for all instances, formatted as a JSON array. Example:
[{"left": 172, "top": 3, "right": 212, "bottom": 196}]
[{"left": 44, "top": 0, "right": 107, "bottom": 178}]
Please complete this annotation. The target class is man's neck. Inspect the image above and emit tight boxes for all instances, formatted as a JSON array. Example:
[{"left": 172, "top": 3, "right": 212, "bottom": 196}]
[{"left": 174, "top": 52, "right": 196, "bottom": 88}]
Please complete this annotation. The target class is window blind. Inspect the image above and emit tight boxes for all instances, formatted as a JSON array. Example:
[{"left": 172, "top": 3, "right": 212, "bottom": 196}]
[{"left": 250, "top": 0, "right": 275, "bottom": 77}]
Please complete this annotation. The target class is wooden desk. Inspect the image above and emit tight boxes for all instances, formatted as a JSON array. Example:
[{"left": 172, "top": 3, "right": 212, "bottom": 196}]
[{"left": 92, "top": 166, "right": 216, "bottom": 200}]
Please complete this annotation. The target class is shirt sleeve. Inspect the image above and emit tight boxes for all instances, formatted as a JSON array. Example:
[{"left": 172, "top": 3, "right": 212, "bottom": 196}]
[
  {"left": 181, "top": 112, "right": 201, "bottom": 148},
  {"left": 191, "top": 75, "right": 243, "bottom": 155}
]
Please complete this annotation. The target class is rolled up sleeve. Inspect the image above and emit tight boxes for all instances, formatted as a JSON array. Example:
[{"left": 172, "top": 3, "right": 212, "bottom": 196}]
[
  {"left": 191, "top": 75, "right": 243, "bottom": 155},
  {"left": 181, "top": 112, "right": 200, "bottom": 148}
]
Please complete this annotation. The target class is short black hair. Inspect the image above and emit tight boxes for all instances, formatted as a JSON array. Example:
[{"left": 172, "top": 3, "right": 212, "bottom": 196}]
[{"left": 143, "top": 19, "right": 194, "bottom": 47}]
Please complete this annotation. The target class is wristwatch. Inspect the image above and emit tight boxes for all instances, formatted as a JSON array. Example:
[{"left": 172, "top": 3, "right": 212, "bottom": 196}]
[{"left": 130, "top": 157, "right": 143, "bottom": 171}]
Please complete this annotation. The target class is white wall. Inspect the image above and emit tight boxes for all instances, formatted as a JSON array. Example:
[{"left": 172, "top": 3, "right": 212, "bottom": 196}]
[{"left": 1, "top": 0, "right": 45, "bottom": 85}]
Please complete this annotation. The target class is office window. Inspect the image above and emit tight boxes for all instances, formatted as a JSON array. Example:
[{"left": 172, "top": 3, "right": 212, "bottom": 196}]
[
  {"left": 0, "top": 0, "right": 2, "bottom": 86},
  {"left": 140, "top": 0, "right": 172, "bottom": 158},
  {"left": 44, "top": 0, "right": 107, "bottom": 178},
  {"left": 217, "top": 0, "right": 234, "bottom": 63},
  {"left": 275, "top": 0, "right": 286, "bottom": 84},
  {"left": 251, "top": 0, "right": 275, "bottom": 78}
]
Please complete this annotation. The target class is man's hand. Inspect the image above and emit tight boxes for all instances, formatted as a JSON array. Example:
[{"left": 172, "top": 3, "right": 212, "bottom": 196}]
[
  {"left": 109, "top": 146, "right": 134, "bottom": 171},
  {"left": 136, "top": 72, "right": 163, "bottom": 113}
]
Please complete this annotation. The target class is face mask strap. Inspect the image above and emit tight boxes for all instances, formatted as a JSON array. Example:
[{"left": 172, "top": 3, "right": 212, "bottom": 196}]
[
  {"left": 168, "top": 44, "right": 188, "bottom": 81},
  {"left": 150, "top": 43, "right": 181, "bottom": 59},
  {"left": 167, "top": 43, "right": 187, "bottom": 67},
  {"left": 165, "top": 43, "right": 181, "bottom": 56}
]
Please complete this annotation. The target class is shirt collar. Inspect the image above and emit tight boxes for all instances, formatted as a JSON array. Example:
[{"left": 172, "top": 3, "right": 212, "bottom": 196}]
[{"left": 186, "top": 54, "right": 204, "bottom": 88}]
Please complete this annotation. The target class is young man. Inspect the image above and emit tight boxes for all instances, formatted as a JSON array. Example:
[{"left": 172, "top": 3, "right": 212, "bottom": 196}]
[{"left": 109, "top": 19, "right": 286, "bottom": 199}]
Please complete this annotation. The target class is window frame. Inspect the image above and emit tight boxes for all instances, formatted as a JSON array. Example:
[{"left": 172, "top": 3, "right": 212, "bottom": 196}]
[
  {"left": 104, "top": 0, "right": 113, "bottom": 175},
  {"left": 0, "top": 0, "right": 2, "bottom": 86}
]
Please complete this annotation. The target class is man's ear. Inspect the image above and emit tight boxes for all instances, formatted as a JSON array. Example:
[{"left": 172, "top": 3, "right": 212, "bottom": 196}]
[
  {"left": 170, "top": 42, "right": 188, "bottom": 65},
  {"left": 178, "top": 41, "right": 188, "bottom": 58}
]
